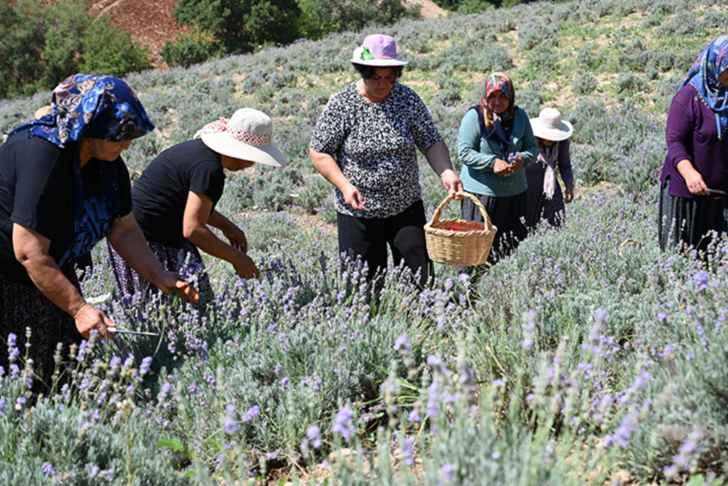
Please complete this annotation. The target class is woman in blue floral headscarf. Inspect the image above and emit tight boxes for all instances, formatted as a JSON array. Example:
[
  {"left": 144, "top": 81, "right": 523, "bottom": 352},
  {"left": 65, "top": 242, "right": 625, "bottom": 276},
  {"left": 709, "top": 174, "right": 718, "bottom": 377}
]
[
  {"left": 0, "top": 74, "right": 198, "bottom": 388},
  {"left": 659, "top": 36, "right": 728, "bottom": 254}
]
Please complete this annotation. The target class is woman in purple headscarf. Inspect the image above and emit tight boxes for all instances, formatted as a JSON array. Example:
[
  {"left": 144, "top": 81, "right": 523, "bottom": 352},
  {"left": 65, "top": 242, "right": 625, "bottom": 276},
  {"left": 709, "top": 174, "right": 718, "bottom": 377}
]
[
  {"left": 659, "top": 36, "right": 728, "bottom": 254},
  {"left": 0, "top": 74, "right": 198, "bottom": 386}
]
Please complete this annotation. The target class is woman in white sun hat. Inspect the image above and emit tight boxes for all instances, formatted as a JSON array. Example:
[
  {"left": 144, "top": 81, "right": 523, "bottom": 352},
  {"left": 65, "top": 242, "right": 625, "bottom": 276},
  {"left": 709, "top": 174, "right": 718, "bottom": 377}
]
[
  {"left": 310, "top": 34, "right": 462, "bottom": 288},
  {"left": 109, "top": 108, "right": 287, "bottom": 304},
  {"left": 525, "top": 107, "right": 575, "bottom": 228}
]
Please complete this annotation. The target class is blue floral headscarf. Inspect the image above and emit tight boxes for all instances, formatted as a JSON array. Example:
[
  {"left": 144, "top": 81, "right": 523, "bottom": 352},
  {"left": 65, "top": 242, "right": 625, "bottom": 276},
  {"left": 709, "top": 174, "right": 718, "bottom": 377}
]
[
  {"left": 680, "top": 36, "right": 728, "bottom": 139},
  {"left": 7, "top": 74, "right": 155, "bottom": 266},
  {"left": 8, "top": 74, "right": 154, "bottom": 146}
]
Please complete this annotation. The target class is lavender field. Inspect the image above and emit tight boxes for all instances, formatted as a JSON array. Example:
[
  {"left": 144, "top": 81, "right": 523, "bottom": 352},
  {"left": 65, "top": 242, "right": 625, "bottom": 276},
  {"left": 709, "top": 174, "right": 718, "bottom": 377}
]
[{"left": 1, "top": 0, "right": 728, "bottom": 484}]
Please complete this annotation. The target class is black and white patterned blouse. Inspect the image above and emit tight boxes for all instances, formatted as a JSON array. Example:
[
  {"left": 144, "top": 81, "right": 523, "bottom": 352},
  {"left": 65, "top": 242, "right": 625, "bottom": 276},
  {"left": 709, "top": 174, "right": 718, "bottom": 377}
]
[{"left": 310, "top": 82, "right": 442, "bottom": 219}]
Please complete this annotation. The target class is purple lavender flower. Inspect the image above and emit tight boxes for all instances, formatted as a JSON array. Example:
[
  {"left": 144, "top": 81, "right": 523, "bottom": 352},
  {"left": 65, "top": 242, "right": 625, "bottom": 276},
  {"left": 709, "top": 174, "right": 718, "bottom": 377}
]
[
  {"left": 86, "top": 464, "right": 100, "bottom": 478},
  {"left": 15, "top": 397, "right": 26, "bottom": 411},
  {"left": 408, "top": 410, "right": 421, "bottom": 423},
  {"left": 42, "top": 462, "right": 55, "bottom": 477},
  {"left": 427, "top": 382, "right": 440, "bottom": 418},
  {"left": 7, "top": 333, "right": 19, "bottom": 363},
  {"left": 393, "top": 335, "right": 411, "bottom": 352},
  {"left": 139, "top": 357, "right": 152, "bottom": 376},
  {"left": 332, "top": 405, "right": 355, "bottom": 441},
  {"left": 401, "top": 437, "right": 415, "bottom": 465},
  {"left": 98, "top": 468, "right": 114, "bottom": 481},
  {"left": 439, "top": 462, "right": 454, "bottom": 483},
  {"left": 241, "top": 405, "right": 260, "bottom": 423},
  {"left": 692, "top": 270, "right": 709, "bottom": 291},
  {"left": 306, "top": 425, "right": 322, "bottom": 449},
  {"left": 280, "top": 376, "right": 289, "bottom": 391},
  {"left": 224, "top": 404, "right": 238, "bottom": 434}
]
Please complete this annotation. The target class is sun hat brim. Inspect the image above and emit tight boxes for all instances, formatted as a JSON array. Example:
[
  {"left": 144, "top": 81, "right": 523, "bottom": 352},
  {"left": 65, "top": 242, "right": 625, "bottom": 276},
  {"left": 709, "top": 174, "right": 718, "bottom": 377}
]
[
  {"left": 351, "top": 58, "right": 408, "bottom": 67},
  {"left": 200, "top": 132, "right": 287, "bottom": 168},
  {"left": 530, "top": 119, "right": 574, "bottom": 142}
]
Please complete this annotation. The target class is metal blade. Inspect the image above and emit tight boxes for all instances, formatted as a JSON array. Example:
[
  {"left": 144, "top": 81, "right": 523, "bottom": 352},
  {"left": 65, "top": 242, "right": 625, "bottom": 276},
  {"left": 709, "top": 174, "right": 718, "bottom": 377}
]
[{"left": 108, "top": 328, "right": 161, "bottom": 337}]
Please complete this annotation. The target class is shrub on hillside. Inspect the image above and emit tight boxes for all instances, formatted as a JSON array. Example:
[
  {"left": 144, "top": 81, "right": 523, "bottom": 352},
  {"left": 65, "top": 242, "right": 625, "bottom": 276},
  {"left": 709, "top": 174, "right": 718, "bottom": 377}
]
[
  {"left": 573, "top": 73, "right": 598, "bottom": 96},
  {"left": 77, "top": 15, "right": 153, "bottom": 78},
  {"left": 0, "top": 0, "right": 152, "bottom": 99},
  {"left": 161, "top": 29, "right": 223, "bottom": 68},
  {"left": 172, "top": 0, "right": 302, "bottom": 54}
]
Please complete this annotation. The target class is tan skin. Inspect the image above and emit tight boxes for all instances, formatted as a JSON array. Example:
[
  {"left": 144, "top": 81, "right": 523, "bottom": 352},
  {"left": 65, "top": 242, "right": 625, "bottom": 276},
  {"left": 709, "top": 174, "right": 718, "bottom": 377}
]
[
  {"left": 537, "top": 137, "right": 575, "bottom": 203},
  {"left": 182, "top": 155, "right": 260, "bottom": 280},
  {"left": 310, "top": 67, "right": 463, "bottom": 211},
  {"left": 678, "top": 69, "right": 728, "bottom": 195},
  {"left": 13, "top": 137, "right": 199, "bottom": 340},
  {"left": 489, "top": 90, "right": 527, "bottom": 177}
]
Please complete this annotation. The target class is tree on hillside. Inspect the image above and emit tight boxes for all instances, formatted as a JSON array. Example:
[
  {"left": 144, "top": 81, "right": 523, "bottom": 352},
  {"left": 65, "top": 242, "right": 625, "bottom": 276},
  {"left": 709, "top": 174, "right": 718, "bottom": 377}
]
[
  {"left": 0, "top": 0, "right": 46, "bottom": 98},
  {"left": 171, "top": 0, "right": 302, "bottom": 54},
  {"left": 297, "top": 0, "right": 421, "bottom": 40},
  {"left": 0, "top": 0, "right": 152, "bottom": 100}
]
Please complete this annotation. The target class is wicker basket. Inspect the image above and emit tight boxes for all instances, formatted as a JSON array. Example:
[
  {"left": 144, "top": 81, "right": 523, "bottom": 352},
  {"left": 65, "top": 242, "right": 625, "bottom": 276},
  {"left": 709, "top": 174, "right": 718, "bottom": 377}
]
[{"left": 424, "top": 192, "right": 497, "bottom": 266}]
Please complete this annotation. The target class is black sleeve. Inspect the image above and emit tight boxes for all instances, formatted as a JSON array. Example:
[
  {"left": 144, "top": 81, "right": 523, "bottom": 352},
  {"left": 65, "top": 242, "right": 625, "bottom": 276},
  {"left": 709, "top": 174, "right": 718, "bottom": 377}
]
[
  {"left": 114, "top": 157, "right": 133, "bottom": 217},
  {"left": 10, "top": 142, "right": 72, "bottom": 240},
  {"left": 188, "top": 159, "right": 225, "bottom": 204}
]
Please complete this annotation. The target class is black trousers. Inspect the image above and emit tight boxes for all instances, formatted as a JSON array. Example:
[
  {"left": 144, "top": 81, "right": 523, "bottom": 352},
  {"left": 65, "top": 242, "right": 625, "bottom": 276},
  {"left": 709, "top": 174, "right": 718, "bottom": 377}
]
[{"left": 337, "top": 200, "right": 430, "bottom": 287}]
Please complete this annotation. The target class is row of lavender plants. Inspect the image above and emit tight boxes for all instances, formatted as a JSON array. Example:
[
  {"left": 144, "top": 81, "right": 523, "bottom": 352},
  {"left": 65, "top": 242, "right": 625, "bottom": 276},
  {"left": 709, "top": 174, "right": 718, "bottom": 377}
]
[{"left": 1, "top": 0, "right": 728, "bottom": 483}]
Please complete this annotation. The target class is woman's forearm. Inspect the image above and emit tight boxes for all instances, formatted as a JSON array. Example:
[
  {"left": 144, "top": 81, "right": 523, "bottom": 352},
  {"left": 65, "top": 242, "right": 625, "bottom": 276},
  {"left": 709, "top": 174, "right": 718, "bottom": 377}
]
[
  {"left": 12, "top": 224, "right": 86, "bottom": 317},
  {"left": 185, "top": 226, "right": 241, "bottom": 263},
  {"left": 207, "top": 210, "right": 234, "bottom": 232},
  {"left": 424, "top": 140, "right": 454, "bottom": 175},
  {"left": 310, "top": 148, "right": 351, "bottom": 192}
]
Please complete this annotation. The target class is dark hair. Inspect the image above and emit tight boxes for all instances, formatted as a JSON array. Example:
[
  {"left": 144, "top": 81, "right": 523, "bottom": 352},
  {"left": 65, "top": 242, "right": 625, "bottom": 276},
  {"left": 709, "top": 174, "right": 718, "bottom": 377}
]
[{"left": 352, "top": 63, "right": 404, "bottom": 81}]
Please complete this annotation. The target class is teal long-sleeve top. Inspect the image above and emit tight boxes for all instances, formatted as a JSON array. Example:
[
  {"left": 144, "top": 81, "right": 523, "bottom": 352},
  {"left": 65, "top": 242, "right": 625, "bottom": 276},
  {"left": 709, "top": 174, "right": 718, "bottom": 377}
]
[{"left": 457, "top": 108, "right": 539, "bottom": 197}]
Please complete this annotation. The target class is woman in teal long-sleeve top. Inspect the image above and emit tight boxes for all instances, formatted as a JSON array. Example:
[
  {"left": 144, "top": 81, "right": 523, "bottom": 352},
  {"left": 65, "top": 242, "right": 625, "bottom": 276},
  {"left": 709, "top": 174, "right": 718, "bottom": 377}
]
[{"left": 458, "top": 72, "right": 539, "bottom": 263}]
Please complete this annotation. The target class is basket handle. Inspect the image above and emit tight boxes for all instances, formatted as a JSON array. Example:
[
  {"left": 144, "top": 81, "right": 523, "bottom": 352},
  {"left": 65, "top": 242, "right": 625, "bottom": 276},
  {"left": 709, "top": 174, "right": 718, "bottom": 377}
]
[{"left": 429, "top": 191, "right": 493, "bottom": 231}]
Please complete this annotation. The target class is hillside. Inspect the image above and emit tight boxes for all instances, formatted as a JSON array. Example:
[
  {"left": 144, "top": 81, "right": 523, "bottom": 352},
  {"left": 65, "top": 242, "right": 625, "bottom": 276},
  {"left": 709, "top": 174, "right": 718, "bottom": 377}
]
[
  {"left": 2, "top": 0, "right": 728, "bottom": 484},
  {"left": 85, "top": 0, "right": 449, "bottom": 68}
]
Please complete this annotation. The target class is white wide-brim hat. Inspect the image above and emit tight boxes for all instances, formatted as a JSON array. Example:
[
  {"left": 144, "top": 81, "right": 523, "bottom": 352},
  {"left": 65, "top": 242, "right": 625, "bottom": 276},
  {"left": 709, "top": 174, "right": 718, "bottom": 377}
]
[
  {"left": 529, "top": 108, "right": 573, "bottom": 142},
  {"left": 351, "top": 34, "right": 408, "bottom": 67},
  {"left": 196, "top": 108, "right": 287, "bottom": 168}
]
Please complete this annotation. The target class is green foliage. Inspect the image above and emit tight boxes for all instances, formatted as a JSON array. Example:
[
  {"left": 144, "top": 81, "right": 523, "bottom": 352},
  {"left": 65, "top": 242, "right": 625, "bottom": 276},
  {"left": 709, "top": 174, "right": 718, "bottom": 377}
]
[
  {"left": 0, "top": 0, "right": 45, "bottom": 98},
  {"left": 573, "top": 72, "right": 598, "bottom": 96},
  {"left": 171, "top": 0, "right": 303, "bottom": 53},
  {"left": 77, "top": 15, "right": 153, "bottom": 78},
  {"left": 298, "top": 0, "right": 421, "bottom": 40},
  {"left": 0, "top": 0, "right": 151, "bottom": 99},
  {"left": 161, "top": 28, "right": 223, "bottom": 69}
]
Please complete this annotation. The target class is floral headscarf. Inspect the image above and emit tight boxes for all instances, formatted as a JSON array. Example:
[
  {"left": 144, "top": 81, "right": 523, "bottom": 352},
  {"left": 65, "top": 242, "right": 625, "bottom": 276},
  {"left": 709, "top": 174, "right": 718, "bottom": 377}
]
[
  {"left": 680, "top": 36, "right": 728, "bottom": 139},
  {"left": 7, "top": 74, "right": 154, "bottom": 265},
  {"left": 473, "top": 72, "right": 518, "bottom": 156},
  {"left": 478, "top": 72, "right": 516, "bottom": 123},
  {"left": 8, "top": 74, "right": 154, "bottom": 146}
]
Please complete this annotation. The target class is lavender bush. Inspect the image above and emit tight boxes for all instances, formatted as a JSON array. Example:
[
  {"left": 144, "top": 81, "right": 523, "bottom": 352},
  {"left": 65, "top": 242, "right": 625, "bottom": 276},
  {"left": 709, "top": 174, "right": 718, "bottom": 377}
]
[{"left": 1, "top": 0, "right": 728, "bottom": 483}]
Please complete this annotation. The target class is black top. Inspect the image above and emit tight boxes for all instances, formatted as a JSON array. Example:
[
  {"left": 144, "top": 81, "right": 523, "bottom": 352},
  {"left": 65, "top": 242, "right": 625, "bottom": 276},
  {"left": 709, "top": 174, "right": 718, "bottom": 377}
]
[
  {"left": 132, "top": 139, "right": 225, "bottom": 248},
  {"left": 0, "top": 134, "right": 132, "bottom": 287}
]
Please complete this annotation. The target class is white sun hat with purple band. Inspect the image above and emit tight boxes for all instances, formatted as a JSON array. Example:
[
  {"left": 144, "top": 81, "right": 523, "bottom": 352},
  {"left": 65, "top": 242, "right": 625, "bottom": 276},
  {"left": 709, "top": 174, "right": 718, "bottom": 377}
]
[
  {"left": 351, "top": 34, "right": 408, "bottom": 67},
  {"left": 194, "top": 108, "right": 287, "bottom": 167}
]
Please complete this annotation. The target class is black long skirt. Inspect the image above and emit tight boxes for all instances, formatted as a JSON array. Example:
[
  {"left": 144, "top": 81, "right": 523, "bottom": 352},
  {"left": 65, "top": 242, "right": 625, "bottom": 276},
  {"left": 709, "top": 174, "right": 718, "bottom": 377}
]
[
  {"left": 461, "top": 191, "right": 528, "bottom": 264},
  {"left": 0, "top": 275, "right": 83, "bottom": 391},
  {"left": 659, "top": 180, "right": 728, "bottom": 254}
]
